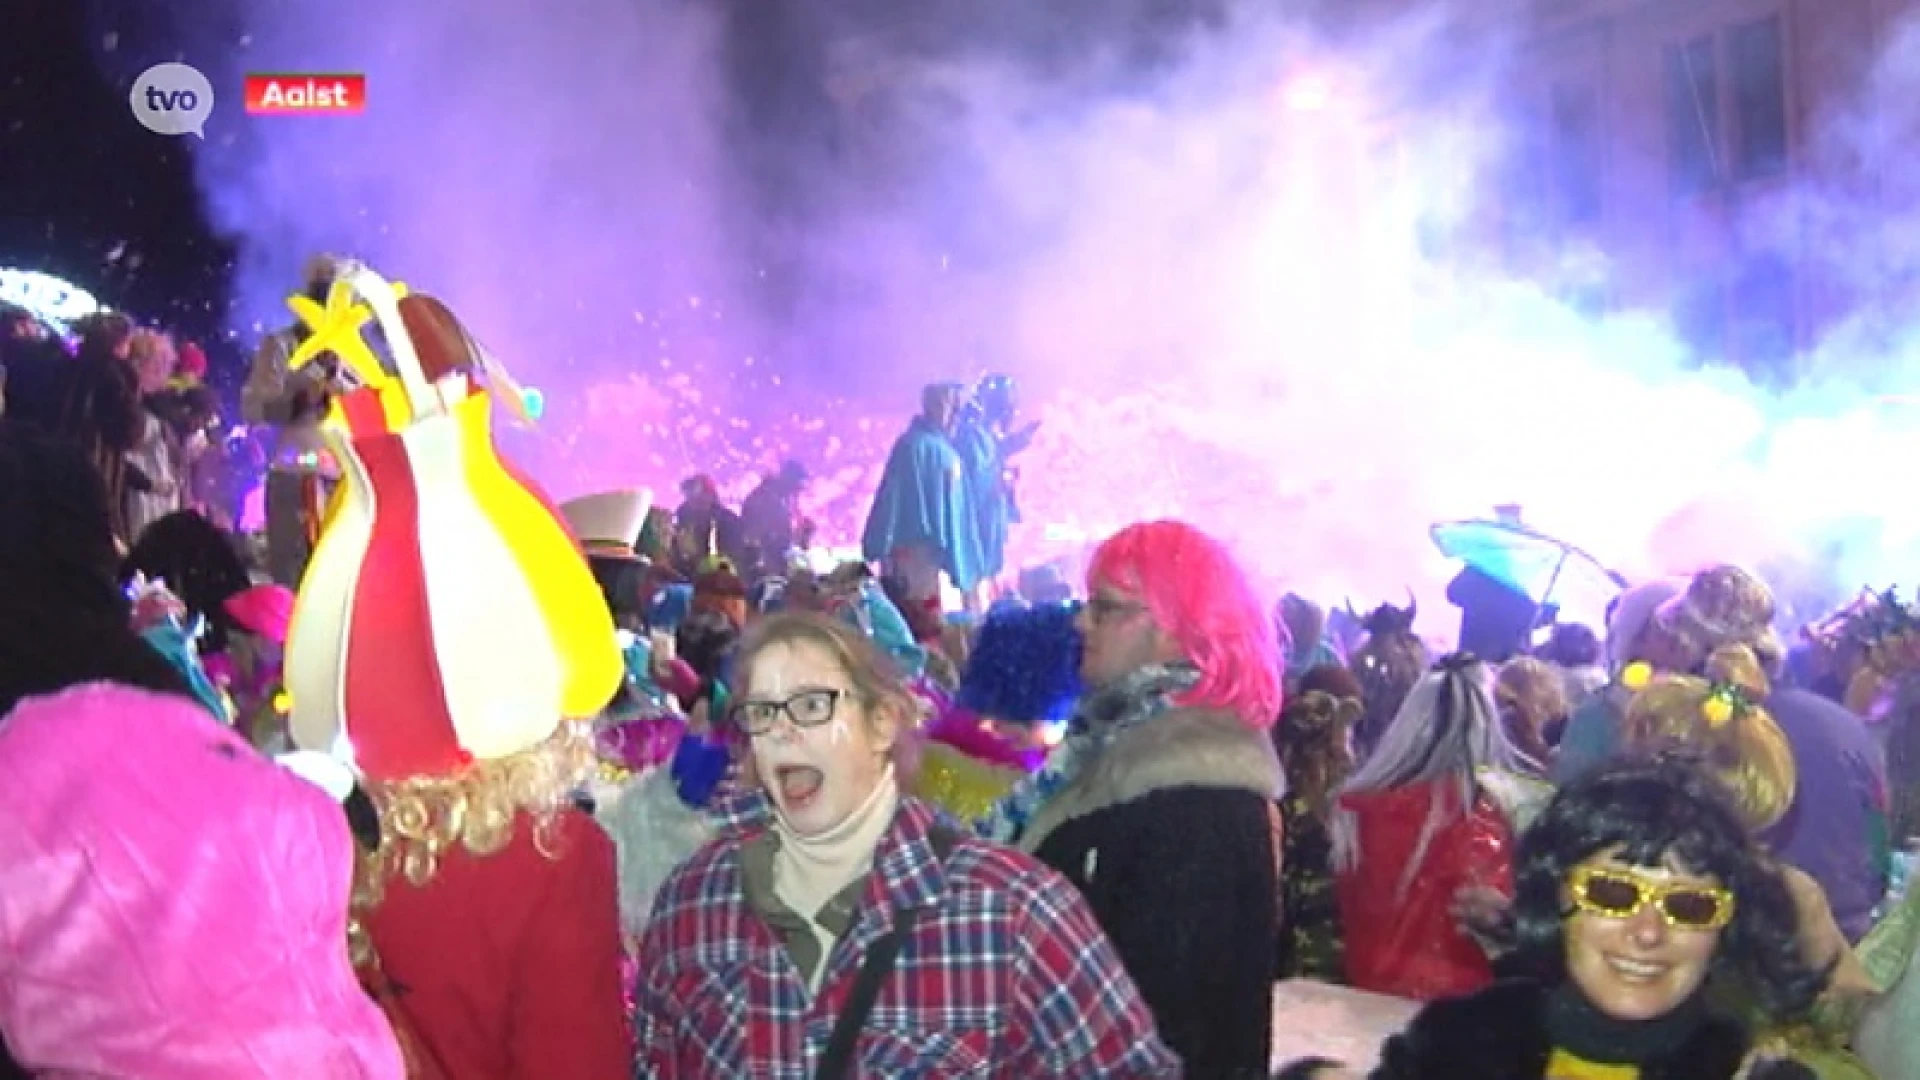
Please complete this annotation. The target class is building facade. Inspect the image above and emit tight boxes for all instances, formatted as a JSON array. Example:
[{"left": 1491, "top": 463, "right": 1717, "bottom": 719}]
[{"left": 1497, "top": 0, "right": 1919, "bottom": 381}]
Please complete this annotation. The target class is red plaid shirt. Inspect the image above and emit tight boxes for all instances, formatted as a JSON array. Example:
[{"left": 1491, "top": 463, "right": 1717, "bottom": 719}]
[{"left": 632, "top": 790, "right": 1179, "bottom": 1078}]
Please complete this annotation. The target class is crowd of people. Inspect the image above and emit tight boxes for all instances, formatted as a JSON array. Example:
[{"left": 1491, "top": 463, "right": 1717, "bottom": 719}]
[
  {"left": 1, "top": 303, "right": 246, "bottom": 545},
  {"left": 3, "top": 260, "right": 1920, "bottom": 1079}
]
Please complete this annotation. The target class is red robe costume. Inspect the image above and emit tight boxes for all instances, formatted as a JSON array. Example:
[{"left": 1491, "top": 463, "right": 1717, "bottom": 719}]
[
  {"left": 364, "top": 810, "right": 629, "bottom": 1079},
  {"left": 1334, "top": 781, "right": 1513, "bottom": 1000}
]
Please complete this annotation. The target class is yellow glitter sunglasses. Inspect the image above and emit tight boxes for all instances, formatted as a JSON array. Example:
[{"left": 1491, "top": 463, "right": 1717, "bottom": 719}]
[{"left": 1568, "top": 866, "right": 1735, "bottom": 930}]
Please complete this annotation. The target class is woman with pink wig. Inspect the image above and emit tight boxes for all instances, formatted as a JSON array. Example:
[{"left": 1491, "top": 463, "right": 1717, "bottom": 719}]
[{"left": 983, "top": 519, "right": 1286, "bottom": 1077}]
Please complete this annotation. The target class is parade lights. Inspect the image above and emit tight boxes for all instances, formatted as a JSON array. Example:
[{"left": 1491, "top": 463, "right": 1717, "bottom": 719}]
[{"left": 0, "top": 267, "right": 106, "bottom": 335}]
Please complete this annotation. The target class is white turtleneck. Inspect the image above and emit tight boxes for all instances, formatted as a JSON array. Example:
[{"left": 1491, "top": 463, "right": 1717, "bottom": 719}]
[{"left": 772, "top": 765, "right": 900, "bottom": 993}]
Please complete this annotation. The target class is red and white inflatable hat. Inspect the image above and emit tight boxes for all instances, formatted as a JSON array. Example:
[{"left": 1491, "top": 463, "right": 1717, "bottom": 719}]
[{"left": 283, "top": 262, "right": 621, "bottom": 781}]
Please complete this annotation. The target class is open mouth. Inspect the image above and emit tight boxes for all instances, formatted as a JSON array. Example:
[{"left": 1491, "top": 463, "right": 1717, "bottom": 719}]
[{"left": 774, "top": 764, "right": 824, "bottom": 810}]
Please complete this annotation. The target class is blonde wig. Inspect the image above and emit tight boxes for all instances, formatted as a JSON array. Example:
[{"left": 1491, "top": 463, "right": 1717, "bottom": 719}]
[
  {"left": 127, "top": 328, "right": 179, "bottom": 386},
  {"left": 1621, "top": 644, "right": 1796, "bottom": 833},
  {"left": 347, "top": 719, "right": 598, "bottom": 964}
]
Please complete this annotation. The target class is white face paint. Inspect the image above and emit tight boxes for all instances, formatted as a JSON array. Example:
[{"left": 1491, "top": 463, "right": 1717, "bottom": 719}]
[
  {"left": 743, "top": 641, "right": 892, "bottom": 837},
  {"left": 825, "top": 715, "right": 852, "bottom": 747}
]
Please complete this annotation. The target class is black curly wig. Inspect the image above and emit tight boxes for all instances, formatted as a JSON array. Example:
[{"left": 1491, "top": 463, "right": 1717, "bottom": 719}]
[
  {"left": 120, "top": 509, "right": 254, "bottom": 653},
  {"left": 1507, "top": 752, "right": 1830, "bottom": 1020}
]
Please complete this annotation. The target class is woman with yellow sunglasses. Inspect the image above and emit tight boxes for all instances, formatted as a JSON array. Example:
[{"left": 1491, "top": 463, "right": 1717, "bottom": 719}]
[
  {"left": 1615, "top": 645, "right": 1880, "bottom": 1079},
  {"left": 1371, "top": 755, "right": 1822, "bottom": 1079}
]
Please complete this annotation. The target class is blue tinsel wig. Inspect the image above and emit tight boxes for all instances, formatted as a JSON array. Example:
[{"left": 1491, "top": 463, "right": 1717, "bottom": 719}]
[{"left": 955, "top": 602, "right": 1084, "bottom": 725}]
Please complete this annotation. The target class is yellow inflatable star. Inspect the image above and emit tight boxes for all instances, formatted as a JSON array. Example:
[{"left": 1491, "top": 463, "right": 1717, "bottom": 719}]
[{"left": 285, "top": 277, "right": 410, "bottom": 392}]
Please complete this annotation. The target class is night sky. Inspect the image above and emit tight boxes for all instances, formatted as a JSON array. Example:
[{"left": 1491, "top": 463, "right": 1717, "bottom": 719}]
[
  {"left": 6, "top": 0, "right": 1912, "bottom": 625},
  {"left": 1, "top": 0, "right": 238, "bottom": 375},
  {"left": 0, "top": 0, "right": 1252, "bottom": 385}
]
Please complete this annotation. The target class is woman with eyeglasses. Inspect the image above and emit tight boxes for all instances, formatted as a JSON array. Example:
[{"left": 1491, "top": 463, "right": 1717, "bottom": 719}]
[
  {"left": 1371, "top": 755, "right": 1823, "bottom": 1079},
  {"left": 631, "top": 611, "right": 1177, "bottom": 1078}
]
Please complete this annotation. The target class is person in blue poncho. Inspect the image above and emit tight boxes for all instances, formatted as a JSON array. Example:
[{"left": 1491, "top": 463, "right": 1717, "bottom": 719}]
[
  {"left": 861, "top": 382, "right": 986, "bottom": 610},
  {"left": 953, "top": 374, "right": 1041, "bottom": 605}
]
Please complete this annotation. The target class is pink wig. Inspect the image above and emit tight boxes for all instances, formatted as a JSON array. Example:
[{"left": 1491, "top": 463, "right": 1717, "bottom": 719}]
[
  {"left": 0, "top": 683, "right": 405, "bottom": 1079},
  {"left": 1087, "top": 520, "right": 1283, "bottom": 729}
]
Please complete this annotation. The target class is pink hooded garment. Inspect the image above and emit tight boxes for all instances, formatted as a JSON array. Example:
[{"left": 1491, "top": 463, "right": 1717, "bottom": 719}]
[{"left": 0, "top": 682, "right": 406, "bottom": 1078}]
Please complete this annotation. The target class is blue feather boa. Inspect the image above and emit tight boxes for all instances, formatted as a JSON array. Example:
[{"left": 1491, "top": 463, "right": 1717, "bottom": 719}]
[{"left": 977, "top": 662, "right": 1198, "bottom": 844}]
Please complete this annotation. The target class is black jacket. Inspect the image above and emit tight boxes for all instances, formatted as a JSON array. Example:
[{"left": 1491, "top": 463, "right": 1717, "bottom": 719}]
[
  {"left": 1023, "top": 708, "right": 1283, "bottom": 1080},
  {"left": 1369, "top": 979, "right": 1814, "bottom": 1080}
]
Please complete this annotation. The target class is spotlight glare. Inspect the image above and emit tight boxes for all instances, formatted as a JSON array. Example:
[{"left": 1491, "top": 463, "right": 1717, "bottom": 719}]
[{"left": 1283, "top": 75, "right": 1333, "bottom": 113}]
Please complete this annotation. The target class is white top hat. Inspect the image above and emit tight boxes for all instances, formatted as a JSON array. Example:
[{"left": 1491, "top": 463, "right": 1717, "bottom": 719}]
[{"left": 559, "top": 490, "right": 654, "bottom": 560}]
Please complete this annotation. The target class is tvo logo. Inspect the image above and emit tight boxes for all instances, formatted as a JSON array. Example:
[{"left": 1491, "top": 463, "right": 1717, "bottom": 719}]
[{"left": 130, "top": 62, "right": 215, "bottom": 138}]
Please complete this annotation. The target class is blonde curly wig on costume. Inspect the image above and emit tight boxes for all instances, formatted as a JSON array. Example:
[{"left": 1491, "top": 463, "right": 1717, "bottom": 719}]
[
  {"left": 347, "top": 720, "right": 598, "bottom": 964},
  {"left": 1621, "top": 644, "right": 1796, "bottom": 833}
]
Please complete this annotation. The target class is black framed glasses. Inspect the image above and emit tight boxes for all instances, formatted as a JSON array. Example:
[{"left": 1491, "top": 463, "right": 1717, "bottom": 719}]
[{"left": 729, "top": 688, "right": 845, "bottom": 736}]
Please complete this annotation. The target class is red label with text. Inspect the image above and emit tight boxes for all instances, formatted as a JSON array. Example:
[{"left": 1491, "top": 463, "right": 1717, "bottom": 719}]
[{"left": 244, "top": 74, "right": 366, "bottom": 115}]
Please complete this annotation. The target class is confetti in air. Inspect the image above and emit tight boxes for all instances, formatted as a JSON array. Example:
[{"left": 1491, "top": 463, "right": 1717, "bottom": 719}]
[{"left": 167, "top": 0, "right": 1920, "bottom": 625}]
